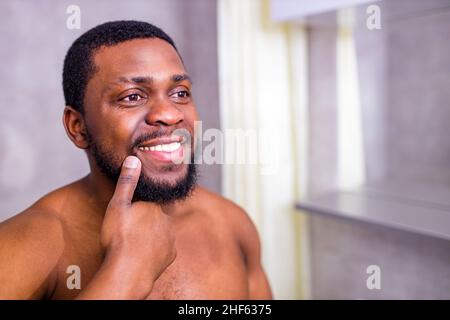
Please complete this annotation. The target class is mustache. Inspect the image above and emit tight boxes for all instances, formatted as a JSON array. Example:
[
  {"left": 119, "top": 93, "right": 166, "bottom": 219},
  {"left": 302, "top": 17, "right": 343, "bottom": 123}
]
[{"left": 131, "top": 127, "right": 190, "bottom": 150}]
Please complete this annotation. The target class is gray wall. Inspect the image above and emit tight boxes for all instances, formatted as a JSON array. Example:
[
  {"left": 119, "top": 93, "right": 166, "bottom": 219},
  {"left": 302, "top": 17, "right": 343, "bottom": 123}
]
[
  {"left": 307, "top": 0, "right": 450, "bottom": 299},
  {"left": 0, "top": 0, "right": 221, "bottom": 221},
  {"left": 383, "top": 0, "right": 450, "bottom": 186}
]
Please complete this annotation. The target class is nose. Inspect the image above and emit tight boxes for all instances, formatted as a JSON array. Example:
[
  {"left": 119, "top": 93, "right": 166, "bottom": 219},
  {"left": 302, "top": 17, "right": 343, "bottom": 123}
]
[{"left": 144, "top": 95, "right": 184, "bottom": 126}]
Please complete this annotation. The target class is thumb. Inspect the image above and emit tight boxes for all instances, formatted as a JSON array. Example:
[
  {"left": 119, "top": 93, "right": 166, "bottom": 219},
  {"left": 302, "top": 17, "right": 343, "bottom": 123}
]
[{"left": 110, "top": 156, "right": 142, "bottom": 206}]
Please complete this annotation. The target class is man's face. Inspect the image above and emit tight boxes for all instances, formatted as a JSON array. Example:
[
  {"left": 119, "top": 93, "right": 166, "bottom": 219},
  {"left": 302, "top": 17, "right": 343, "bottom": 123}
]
[{"left": 83, "top": 38, "right": 198, "bottom": 203}]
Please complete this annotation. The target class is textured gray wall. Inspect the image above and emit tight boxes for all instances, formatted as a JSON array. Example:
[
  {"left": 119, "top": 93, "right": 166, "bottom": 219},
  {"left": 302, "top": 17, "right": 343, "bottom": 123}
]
[
  {"left": 383, "top": 0, "right": 450, "bottom": 186},
  {"left": 356, "top": 0, "right": 450, "bottom": 186},
  {"left": 0, "top": 0, "right": 221, "bottom": 221},
  {"left": 307, "top": 0, "right": 450, "bottom": 299},
  {"left": 310, "top": 214, "right": 450, "bottom": 299}
]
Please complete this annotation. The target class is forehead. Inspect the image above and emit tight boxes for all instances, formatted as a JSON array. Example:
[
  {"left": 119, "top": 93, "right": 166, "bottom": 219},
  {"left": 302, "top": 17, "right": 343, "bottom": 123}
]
[{"left": 91, "top": 38, "right": 185, "bottom": 84}]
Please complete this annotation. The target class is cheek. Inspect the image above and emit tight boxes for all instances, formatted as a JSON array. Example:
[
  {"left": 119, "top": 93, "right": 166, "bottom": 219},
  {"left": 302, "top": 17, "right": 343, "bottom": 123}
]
[
  {"left": 91, "top": 112, "right": 140, "bottom": 152},
  {"left": 110, "top": 117, "right": 139, "bottom": 149}
]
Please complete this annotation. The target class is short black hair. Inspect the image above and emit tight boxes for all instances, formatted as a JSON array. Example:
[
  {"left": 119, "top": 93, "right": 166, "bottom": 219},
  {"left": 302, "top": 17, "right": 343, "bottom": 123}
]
[{"left": 62, "top": 20, "right": 179, "bottom": 114}]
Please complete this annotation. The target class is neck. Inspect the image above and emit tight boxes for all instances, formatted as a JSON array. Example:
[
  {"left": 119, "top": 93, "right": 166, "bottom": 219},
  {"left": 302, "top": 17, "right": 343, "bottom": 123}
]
[{"left": 81, "top": 171, "right": 114, "bottom": 216}]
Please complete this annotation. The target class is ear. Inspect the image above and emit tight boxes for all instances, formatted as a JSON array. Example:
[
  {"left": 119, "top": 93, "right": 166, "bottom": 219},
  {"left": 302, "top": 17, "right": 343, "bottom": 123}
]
[{"left": 62, "top": 106, "right": 89, "bottom": 149}]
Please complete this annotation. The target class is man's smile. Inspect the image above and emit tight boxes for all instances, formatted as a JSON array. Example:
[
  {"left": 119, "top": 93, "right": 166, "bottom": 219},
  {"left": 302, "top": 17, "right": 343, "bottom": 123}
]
[{"left": 136, "top": 136, "right": 186, "bottom": 163}]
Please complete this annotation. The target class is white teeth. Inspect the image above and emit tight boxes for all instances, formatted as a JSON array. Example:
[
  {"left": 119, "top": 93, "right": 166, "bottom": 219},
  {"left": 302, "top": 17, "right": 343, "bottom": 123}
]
[
  {"left": 140, "top": 142, "right": 181, "bottom": 152},
  {"left": 168, "top": 142, "right": 181, "bottom": 152},
  {"left": 161, "top": 143, "right": 174, "bottom": 152}
]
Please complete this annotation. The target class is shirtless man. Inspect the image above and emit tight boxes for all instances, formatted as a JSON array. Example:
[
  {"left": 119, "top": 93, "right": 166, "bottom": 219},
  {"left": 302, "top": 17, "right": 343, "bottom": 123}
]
[{"left": 0, "top": 21, "right": 272, "bottom": 299}]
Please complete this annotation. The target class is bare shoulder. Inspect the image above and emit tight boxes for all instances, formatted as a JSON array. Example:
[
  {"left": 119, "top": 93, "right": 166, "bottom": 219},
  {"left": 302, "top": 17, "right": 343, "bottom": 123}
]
[
  {"left": 0, "top": 185, "right": 72, "bottom": 299},
  {"left": 0, "top": 179, "right": 78, "bottom": 239},
  {"left": 192, "top": 187, "right": 273, "bottom": 299},
  {"left": 193, "top": 187, "right": 259, "bottom": 240},
  {"left": 0, "top": 204, "right": 64, "bottom": 245}
]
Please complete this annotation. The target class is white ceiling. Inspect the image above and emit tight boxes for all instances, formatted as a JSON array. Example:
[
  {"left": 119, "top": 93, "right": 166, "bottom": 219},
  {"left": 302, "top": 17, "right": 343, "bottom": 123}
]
[{"left": 271, "top": 0, "right": 381, "bottom": 21}]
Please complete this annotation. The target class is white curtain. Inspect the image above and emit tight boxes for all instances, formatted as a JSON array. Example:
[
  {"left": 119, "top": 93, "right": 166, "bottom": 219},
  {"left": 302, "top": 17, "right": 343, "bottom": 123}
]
[
  {"left": 337, "top": 8, "right": 366, "bottom": 190},
  {"left": 217, "top": 0, "right": 310, "bottom": 299}
]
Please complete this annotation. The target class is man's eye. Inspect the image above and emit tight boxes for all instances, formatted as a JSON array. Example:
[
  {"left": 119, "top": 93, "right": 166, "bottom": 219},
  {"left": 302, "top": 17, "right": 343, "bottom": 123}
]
[
  {"left": 121, "top": 93, "right": 144, "bottom": 102},
  {"left": 177, "top": 91, "right": 189, "bottom": 98},
  {"left": 174, "top": 91, "right": 190, "bottom": 98}
]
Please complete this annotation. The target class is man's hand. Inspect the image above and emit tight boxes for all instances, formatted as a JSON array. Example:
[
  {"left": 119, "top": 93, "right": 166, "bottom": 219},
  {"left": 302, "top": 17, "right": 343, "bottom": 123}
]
[{"left": 77, "top": 156, "right": 176, "bottom": 299}]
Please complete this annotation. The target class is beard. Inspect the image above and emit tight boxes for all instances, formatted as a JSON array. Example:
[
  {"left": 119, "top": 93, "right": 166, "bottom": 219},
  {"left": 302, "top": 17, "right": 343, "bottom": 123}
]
[{"left": 86, "top": 130, "right": 198, "bottom": 205}]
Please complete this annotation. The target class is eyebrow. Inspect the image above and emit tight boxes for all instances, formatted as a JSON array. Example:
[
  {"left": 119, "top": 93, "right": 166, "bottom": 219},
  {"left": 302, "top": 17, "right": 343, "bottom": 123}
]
[
  {"left": 172, "top": 74, "right": 192, "bottom": 83},
  {"left": 116, "top": 74, "right": 192, "bottom": 85}
]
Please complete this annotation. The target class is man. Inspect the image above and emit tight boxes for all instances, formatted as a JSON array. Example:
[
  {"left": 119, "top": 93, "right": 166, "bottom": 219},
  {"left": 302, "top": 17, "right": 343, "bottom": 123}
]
[{"left": 0, "top": 20, "right": 272, "bottom": 300}]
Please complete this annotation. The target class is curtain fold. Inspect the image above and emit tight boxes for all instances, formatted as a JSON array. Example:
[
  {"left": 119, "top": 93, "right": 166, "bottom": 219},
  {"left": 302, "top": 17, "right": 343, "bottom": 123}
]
[
  {"left": 218, "top": 0, "right": 310, "bottom": 299},
  {"left": 337, "top": 8, "right": 366, "bottom": 190}
]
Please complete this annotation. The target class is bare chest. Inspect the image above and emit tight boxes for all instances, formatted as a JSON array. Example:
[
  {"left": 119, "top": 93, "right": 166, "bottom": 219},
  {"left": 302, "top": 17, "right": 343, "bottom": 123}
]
[
  {"left": 50, "top": 223, "right": 249, "bottom": 299},
  {"left": 146, "top": 238, "right": 249, "bottom": 299}
]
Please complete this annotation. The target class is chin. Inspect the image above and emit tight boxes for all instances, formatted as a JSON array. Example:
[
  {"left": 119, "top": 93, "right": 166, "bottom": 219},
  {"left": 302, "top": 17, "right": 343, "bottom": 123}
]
[
  {"left": 143, "top": 163, "right": 188, "bottom": 183},
  {"left": 133, "top": 163, "right": 197, "bottom": 204}
]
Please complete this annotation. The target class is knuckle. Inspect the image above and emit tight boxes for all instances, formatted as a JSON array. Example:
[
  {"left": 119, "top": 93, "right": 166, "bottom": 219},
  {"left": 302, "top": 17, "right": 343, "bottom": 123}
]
[
  {"left": 108, "top": 198, "right": 130, "bottom": 208},
  {"left": 117, "top": 174, "right": 137, "bottom": 185}
]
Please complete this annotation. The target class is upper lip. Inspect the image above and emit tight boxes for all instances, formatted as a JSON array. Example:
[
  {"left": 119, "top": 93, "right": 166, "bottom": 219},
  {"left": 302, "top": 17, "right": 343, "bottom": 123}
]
[{"left": 137, "top": 136, "right": 184, "bottom": 148}]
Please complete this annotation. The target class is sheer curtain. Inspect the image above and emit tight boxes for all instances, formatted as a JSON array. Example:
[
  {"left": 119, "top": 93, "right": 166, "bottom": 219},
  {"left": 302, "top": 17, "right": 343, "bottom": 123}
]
[
  {"left": 217, "top": 0, "right": 310, "bottom": 299},
  {"left": 337, "top": 8, "right": 366, "bottom": 190}
]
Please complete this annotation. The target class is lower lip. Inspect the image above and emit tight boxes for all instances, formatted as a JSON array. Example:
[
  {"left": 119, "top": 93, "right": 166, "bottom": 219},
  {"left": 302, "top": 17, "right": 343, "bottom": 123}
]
[{"left": 138, "top": 145, "right": 185, "bottom": 163}]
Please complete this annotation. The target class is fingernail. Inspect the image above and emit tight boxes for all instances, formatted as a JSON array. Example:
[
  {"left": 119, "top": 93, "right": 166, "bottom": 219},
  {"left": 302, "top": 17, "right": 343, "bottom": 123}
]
[{"left": 124, "top": 156, "right": 139, "bottom": 169}]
